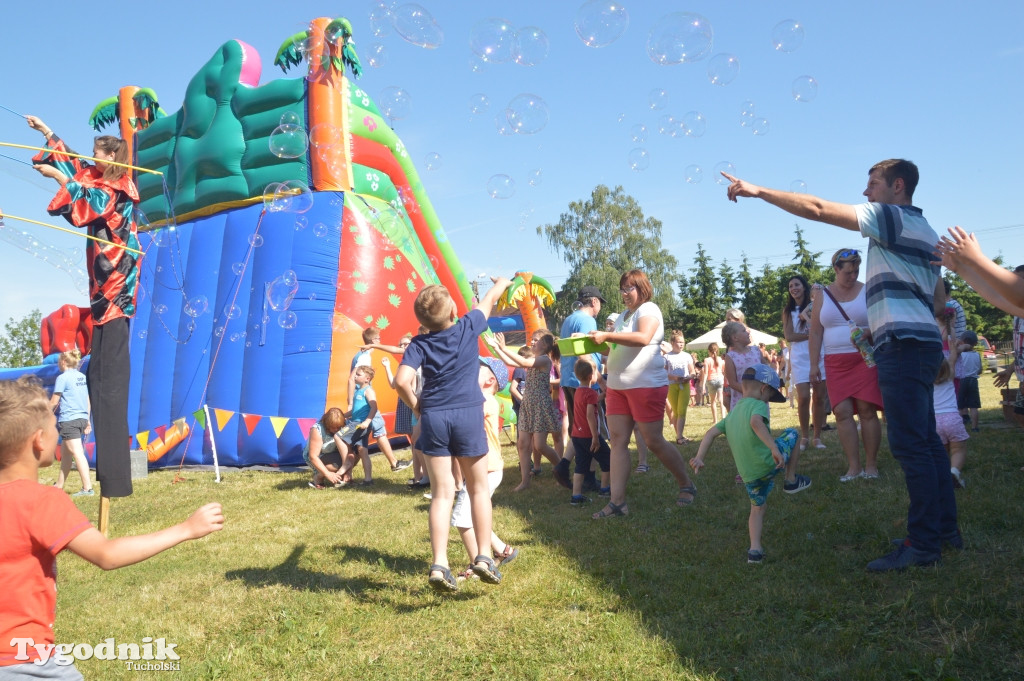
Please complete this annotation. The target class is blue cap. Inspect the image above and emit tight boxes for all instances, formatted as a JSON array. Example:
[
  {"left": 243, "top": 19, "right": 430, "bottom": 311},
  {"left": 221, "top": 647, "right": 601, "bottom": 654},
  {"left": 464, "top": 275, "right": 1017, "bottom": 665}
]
[
  {"left": 742, "top": 363, "right": 786, "bottom": 403},
  {"left": 479, "top": 356, "right": 509, "bottom": 391}
]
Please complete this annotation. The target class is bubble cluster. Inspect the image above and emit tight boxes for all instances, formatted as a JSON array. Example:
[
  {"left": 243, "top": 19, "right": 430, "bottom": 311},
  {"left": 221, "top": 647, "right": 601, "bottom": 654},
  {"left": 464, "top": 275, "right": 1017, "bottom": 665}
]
[
  {"left": 267, "top": 270, "right": 299, "bottom": 312},
  {"left": 713, "top": 161, "right": 736, "bottom": 185},
  {"left": 263, "top": 180, "right": 314, "bottom": 214},
  {"left": 505, "top": 94, "right": 549, "bottom": 134},
  {"left": 792, "top": 76, "right": 818, "bottom": 102},
  {"left": 707, "top": 53, "right": 740, "bottom": 85},
  {"left": 391, "top": 3, "right": 444, "bottom": 49},
  {"left": 268, "top": 124, "right": 308, "bottom": 159},
  {"left": 487, "top": 174, "right": 515, "bottom": 199},
  {"left": 574, "top": 1, "right": 629, "bottom": 48},
  {"left": 647, "top": 13, "right": 714, "bottom": 65},
  {"left": 470, "top": 18, "right": 516, "bottom": 63},
  {"left": 512, "top": 27, "right": 550, "bottom": 66},
  {"left": 771, "top": 20, "right": 805, "bottom": 53},
  {"left": 628, "top": 148, "right": 650, "bottom": 171},
  {"left": 378, "top": 86, "right": 413, "bottom": 121}
]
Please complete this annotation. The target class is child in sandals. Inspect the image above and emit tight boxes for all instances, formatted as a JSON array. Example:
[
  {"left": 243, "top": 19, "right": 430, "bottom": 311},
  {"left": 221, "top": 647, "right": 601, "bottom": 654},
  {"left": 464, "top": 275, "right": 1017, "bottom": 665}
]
[{"left": 689, "top": 365, "right": 802, "bottom": 564}]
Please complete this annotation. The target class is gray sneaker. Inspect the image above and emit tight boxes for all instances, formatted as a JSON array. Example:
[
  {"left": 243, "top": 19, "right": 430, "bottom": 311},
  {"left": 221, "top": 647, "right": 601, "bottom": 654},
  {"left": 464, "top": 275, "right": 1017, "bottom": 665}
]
[
  {"left": 72, "top": 489, "right": 95, "bottom": 497},
  {"left": 392, "top": 460, "right": 413, "bottom": 472},
  {"left": 783, "top": 474, "right": 811, "bottom": 494},
  {"left": 747, "top": 550, "right": 765, "bottom": 564}
]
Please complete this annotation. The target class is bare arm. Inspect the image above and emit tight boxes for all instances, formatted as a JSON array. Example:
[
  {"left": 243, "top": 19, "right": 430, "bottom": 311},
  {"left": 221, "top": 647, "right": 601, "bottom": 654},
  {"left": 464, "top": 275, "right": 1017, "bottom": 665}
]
[
  {"left": 749, "top": 414, "right": 784, "bottom": 468},
  {"left": 808, "top": 288, "right": 824, "bottom": 383},
  {"left": 475, "top": 276, "right": 512, "bottom": 321},
  {"left": 66, "top": 503, "right": 224, "bottom": 570},
  {"left": 723, "top": 173, "right": 860, "bottom": 231},
  {"left": 586, "top": 403, "right": 601, "bottom": 451},
  {"left": 782, "top": 306, "right": 807, "bottom": 343},
  {"left": 363, "top": 388, "right": 378, "bottom": 427},
  {"left": 49, "top": 393, "right": 60, "bottom": 412},
  {"left": 723, "top": 354, "right": 739, "bottom": 389},
  {"left": 305, "top": 427, "right": 340, "bottom": 484},
  {"left": 510, "top": 378, "right": 524, "bottom": 402},
  {"left": 362, "top": 342, "right": 405, "bottom": 355},
  {"left": 933, "top": 277, "right": 947, "bottom": 318},
  {"left": 381, "top": 357, "right": 396, "bottom": 388},
  {"left": 590, "top": 313, "right": 660, "bottom": 348},
  {"left": 934, "top": 226, "right": 1024, "bottom": 316},
  {"left": 689, "top": 425, "right": 723, "bottom": 474}
]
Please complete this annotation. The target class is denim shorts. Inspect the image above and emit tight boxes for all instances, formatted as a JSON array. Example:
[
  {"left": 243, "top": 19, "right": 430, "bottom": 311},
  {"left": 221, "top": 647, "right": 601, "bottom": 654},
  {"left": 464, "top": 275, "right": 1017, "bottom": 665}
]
[{"left": 417, "top": 405, "right": 487, "bottom": 457}]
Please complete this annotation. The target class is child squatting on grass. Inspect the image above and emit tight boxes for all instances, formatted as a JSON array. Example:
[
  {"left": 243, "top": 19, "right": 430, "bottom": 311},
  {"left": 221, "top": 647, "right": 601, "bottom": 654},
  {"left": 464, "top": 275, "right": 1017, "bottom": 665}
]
[
  {"left": 689, "top": 365, "right": 799, "bottom": 564},
  {"left": 394, "top": 277, "right": 512, "bottom": 593},
  {"left": 0, "top": 377, "right": 224, "bottom": 679}
]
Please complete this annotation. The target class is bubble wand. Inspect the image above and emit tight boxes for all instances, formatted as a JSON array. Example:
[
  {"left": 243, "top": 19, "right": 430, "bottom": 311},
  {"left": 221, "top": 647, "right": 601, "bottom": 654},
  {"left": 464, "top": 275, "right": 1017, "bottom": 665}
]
[
  {"left": 0, "top": 213, "right": 143, "bottom": 255},
  {"left": 0, "top": 141, "right": 164, "bottom": 176},
  {"left": 0, "top": 103, "right": 25, "bottom": 118},
  {"left": 0, "top": 152, "right": 33, "bottom": 167}
]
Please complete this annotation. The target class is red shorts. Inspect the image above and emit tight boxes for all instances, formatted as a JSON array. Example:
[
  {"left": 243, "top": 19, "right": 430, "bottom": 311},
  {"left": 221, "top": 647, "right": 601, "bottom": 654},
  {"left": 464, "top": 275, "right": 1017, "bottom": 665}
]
[{"left": 606, "top": 385, "right": 670, "bottom": 422}]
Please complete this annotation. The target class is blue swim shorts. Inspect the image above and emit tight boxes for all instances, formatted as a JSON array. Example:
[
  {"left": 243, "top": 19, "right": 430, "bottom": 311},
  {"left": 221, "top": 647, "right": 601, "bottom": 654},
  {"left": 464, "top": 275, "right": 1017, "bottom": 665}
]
[{"left": 416, "top": 405, "right": 487, "bottom": 458}]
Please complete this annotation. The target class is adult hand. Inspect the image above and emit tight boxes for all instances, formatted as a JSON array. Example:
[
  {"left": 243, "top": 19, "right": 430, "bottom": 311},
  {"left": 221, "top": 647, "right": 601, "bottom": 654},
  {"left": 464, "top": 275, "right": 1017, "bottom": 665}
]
[
  {"left": 25, "top": 115, "right": 51, "bottom": 136},
  {"left": 932, "top": 226, "right": 982, "bottom": 272},
  {"left": 809, "top": 366, "right": 822, "bottom": 384},
  {"left": 722, "top": 172, "right": 763, "bottom": 202},
  {"left": 325, "top": 470, "right": 342, "bottom": 485},
  {"left": 589, "top": 330, "right": 609, "bottom": 345},
  {"left": 184, "top": 502, "right": 225, "bottom": 539},
  {"left": 994, "top": 366, "right": 1013, "bottom": 388}
]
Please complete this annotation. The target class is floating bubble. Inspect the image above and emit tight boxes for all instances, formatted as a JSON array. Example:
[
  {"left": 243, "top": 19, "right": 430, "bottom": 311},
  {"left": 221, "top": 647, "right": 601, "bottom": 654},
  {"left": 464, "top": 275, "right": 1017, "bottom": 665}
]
[
  {"left": 70, "top": 247, "right": 83, "bottom": 264},
  {"left": 316, "top": 342, "right": 327, "bottom": 352},
  {"left": 486, "top": 174, "right": 515, "bottom": 199},
  {"left": 313, "top": 223, "right": 328, "bottom": 237},
  {"left": 369, "top": 2, "right": 392, "bottom": 37},
  {"left": 278, "top": 311, "right": 298, "bottom": 330},
  {"left": 469, "top": 93, "right": 490, "bottom": 115},
  {"left": 574, "top": 0, "right": 629, "bottom": 48},
  {"left": 214, "top": 326, "right": 224, "bottom": 338},
  {"left": 367, "top": 43, "right": 387, "bottom": 68},
  {"left": 505, "top": 94, "right": 549, "bottom": 134},
  {"left": 309, "top": 292, "right": 317, "bottom": 301},
  {"left": 268, "top": 124, "right": 308, "bottom": 159},
  {"left": 707, "top": 53, "right": 740, "bottom": 85},
  {"left": 425, "top": 152, "right": 442, "bottom": 171},
  {"left": 138, "top": 330, "right": 147, "bottom": 340},
  {"left": 790, "top": 180, "right": 808, "bottom": 193},
  {"left": 267, "top": 270, "right": 299, "bottom": 311},
  {"left": 280, "top": 111, "right": 302, "bottom": 127},
  {"left": 741, "top": 100, "right": 756, "bottom": 116},
  {"left": 647, "top": 13, "right": 714, "bottom": 65},
  {"left": 682, "top": 111, "right": 706, "bottom": 137},
  {"left": 648, "top": 88, "right": 669, "bottom": 111},
  {"left": 684, "top": 165, "right": 703, "bottom": 184},
  {"left": 392, "top": 3, "right": 444, "bottom": 49},
  {"left": 616, "top": 113, "right": 626, "bottom": 123},
  {"left": 468, "top": 54, "right": 486, "bottom": 73},
  {"left": 248, "top": 233, "right": 264, "bottom": 248},
  {"left": 187, "top": 320, "right": 196, "bottom": 333},
  {"left": 230, "top": 332, "right": 240, "bottom": 343},
  {"left": 512, "top": 26, "right": 549, "bottom": 66},
  {"left": 295, "top": 216, "right": 308, "bottom": 231},
  {"left": 231, "top": 262, "right": 245, "bottom": 276},
  {"left": 378, "top": 86, "right": 413, "bottom": 121},
  {"left": 332, "top": 316, "right": 350, "bottom": 334},
  {"left": 713, "top": 162, "right": 736, "bottom": 185},
  {"left": 630, "top": 124, "right": 648, "bottom": 143},
  {"left": 792, "top": 76, "right": 818, "bottom": 102},
  {"left": 155, "top": 304, "right": 168, "bottom": 315},
  {"left": 309, "top": 123, "right": 341, "bottom": 156},
  {"left": 152, "top": 226, "right": 177, "bottom": 248},
  {"left": 223, "top": 304, "right": 242, "bottom": 320},
  {"left": 771, "top": 19, "right": 804, "bottom": 53},
  {"left": 752, "top": 118, "right": 770, "bottom": 135},
  {"left": 470, "top": 18, "right": 516, "bottom": 63},
  {"left": 628, "top": 148, "right": 650, "bottom": 171},
  {"left": 528, "top": 168, "right": 542, "bottom": 187},
  {"left": 263, "top": 182, "right": 287, "bottom": 212},
  {"left": 657, "top": 115, "right": 676, "bottom": 136},
  {"left": 184, "top": 295, "right": 208, "bottom": 318}
]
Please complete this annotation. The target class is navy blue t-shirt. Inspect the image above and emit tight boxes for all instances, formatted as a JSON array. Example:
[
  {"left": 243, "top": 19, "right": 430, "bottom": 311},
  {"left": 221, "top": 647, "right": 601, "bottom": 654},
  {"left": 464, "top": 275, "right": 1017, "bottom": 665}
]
[{"left": 400, "top": 309, "right": 487, "bottom": 412}]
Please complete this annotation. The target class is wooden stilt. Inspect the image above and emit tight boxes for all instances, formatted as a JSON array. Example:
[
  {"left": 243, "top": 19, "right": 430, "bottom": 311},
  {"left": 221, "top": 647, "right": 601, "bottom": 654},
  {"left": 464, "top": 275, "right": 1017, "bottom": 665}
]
[{"left": 98, "top": 495, "right": 110, "bottom": 537}]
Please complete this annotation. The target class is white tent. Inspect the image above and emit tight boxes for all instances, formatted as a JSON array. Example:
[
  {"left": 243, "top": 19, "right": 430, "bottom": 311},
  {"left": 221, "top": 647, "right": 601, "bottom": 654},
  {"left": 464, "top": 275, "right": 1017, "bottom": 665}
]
[{"left": 685, "top": 321, "right": 778, "bottom": 351}]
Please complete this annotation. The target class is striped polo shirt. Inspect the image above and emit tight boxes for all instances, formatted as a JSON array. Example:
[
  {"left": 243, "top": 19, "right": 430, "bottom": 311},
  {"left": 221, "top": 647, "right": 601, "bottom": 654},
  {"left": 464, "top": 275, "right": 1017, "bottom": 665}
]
[{"left": 855, "top": 202, "right": 942, "bottom": 347}]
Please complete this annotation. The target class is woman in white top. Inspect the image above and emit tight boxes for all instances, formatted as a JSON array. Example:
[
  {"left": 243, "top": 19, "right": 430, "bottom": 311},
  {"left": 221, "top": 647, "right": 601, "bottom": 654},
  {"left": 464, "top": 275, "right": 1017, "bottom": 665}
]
[
  {"left": 782, "top": 274, "right": 826, "bottom": 451},
  {"left": 809, "top": 249, "right": 884, "bottom": 481},
  {"left": 588, "top": 269, "right": 696, "bottom": 518}
]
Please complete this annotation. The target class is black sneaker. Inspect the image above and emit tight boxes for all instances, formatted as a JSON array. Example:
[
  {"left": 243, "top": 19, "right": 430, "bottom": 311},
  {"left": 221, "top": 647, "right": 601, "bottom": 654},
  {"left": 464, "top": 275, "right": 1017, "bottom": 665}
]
[
  {"left": 570, "top": 494, "right": 591, "bottom": 506},
  {"left": 598, "top": 486, "right": 611, "bottom": 497},
  {"left": 867, "top": 543, "right": 940, "bottom": 572},
  {"left": 582, "top": 475, "right": 601, "bottom": 493},
  {"left": 553, "top": 459, "right": 572, "bottom": 489},
  {"left": 783, "top": 474, "right": 812, "bottom": 494},
  {"left": 747, "top": 550, "right": 765, "bottom": 564}
]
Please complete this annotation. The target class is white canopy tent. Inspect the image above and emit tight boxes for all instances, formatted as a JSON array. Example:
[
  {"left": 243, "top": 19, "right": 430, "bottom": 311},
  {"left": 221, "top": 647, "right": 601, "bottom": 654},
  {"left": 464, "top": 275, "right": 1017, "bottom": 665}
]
[{"left": 685, "top": 321, "right": 778, "bottom": 351}]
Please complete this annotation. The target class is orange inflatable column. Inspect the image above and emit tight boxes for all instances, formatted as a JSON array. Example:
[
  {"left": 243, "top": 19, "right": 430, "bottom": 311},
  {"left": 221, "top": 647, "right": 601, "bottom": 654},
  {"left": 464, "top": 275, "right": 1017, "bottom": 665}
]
[
  {"left": 117, "top": 86, "right": 140, "bottom": 162},
  {"left": 307, "top": 17, "right": 354, "bottom": 191}
]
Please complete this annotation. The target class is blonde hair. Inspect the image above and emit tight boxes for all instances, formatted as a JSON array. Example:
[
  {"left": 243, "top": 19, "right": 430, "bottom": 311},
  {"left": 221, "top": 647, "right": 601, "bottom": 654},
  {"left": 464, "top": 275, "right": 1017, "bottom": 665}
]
[
  {"left": 670, "top": 329, "right": 685, "bottom": 343},
  {"left": 721, "top": 321, "right": 747, "bottom": 349},
  {"left": 0, "top": 377, "right": 52, "bottom": 469},
  {"left": 517, "top": 346, "right": 534, "bottom": 358},
  {"left": 413, "top": 285, "right": 454, "bottom": 331},
  {"left": 935, "top": 360, "right": 952, "bottom": 385},
  {"left": 355, "top": 365, "right": 376, "bottom": 381},
  {"left": 361, "top": 326, "right": 381, "bottom": 344},
  {"left": 58, "top": 349, "right": 82, "bottom": 369},
  {"left": 725, "top": 308, "right": 745, "bottom": 323}
]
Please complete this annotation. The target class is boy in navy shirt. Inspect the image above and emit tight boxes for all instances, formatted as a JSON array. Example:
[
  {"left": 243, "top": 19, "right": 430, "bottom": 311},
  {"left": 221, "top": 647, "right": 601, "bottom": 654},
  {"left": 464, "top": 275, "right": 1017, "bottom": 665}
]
[{"left": 394, "top": 278, "right": 512, "bottom": 593}]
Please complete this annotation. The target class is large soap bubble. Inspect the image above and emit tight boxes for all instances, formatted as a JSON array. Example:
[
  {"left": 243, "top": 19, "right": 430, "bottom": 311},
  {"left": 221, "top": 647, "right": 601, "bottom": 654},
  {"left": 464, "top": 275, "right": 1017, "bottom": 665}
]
[
  {"left": 574, "top": 0, "right": 629, "bottom": 48},
  {"left": 184, "top": 295, "right": 208, "bottom": 318},
  {"left": 309, "top": 123, "right": 341, "bottom": 160},
  {"left": 752, "top": 118, "right": 770, "bottom": 135},
  {"left": 628, "top": 148, "right": 650, "bottom": 171},
  {"left": 469, "top": 93, "right": 490, "bottom": 115},
  {"left": 367, "top": 43, "right": 387, "bottom": 68},
  {"left": 713, "top": 161, "right": 736, "bottom": 185},
  {"left": 392, "top": 3, "right": 444, "bottom": 49},
  {"left": 280, "top": 111, "right": 302, "bottom": 127},
  {"left": 707, "top": 53, "right": 740, "bottom": 85},
  {"left": 268, "top": 124, "right": 308, "bottom": 159},
  {"left": 681, "top": 111, "right": 706, "bottom": 137},
  {"left": 267, "top": 270, "right": 299, "bottom": 312},
  {"left": 272, "top": 180, "right": 314, "bottom": 214},
  {"left": 772, "top": 20, "right": 804, "bottom": 53},
  {"left": 470, "top": 18, "right": 516, "bottom": 63},
  {"left": 379, "top": 86, "right": 413, "bottom": 121},
  {"left": 630, "top": 124, "right": 647, "bottom": 143},
  {"left": 277, "top": 311, "right": 298, "bottom": 330},
  {"left": 486, "top": 174, "right": 515, "bottom": 199},
  {"left": 512, "top": 26, "right": 549, "bottom": 66},
  {"left": 792, "top": 76, "right": 818, "bottom": 102},
  {"left": 369, "top": 2, "right": 392, "bottom": 37},
  {"left": 505, "top": 94, "right": 549, "bottom": 134},
  {"left": 684, "top": 165, "right": 703, "bottom": 184},
  {"left": 647, "top": 13, "right": 713, "bottom": 65},
  {"left": 648, "top": 88, "right": 668, "bottom": 111}
]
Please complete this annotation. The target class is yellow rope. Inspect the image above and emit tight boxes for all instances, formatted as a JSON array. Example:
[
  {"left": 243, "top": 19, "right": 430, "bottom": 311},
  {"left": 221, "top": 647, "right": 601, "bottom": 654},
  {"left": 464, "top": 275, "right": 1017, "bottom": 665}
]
[
  {"left": 0, "top": 141, "right": 164, "bottom": 176},
  {"left": 0, "top": 213, "right": 144, "bottom": 255}
]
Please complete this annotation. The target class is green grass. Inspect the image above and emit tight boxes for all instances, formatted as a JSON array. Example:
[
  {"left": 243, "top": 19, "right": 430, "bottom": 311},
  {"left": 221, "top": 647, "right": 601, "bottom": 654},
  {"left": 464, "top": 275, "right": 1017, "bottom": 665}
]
[{"left": 52, "top": 379, "right": 1024, "bottom": 680}]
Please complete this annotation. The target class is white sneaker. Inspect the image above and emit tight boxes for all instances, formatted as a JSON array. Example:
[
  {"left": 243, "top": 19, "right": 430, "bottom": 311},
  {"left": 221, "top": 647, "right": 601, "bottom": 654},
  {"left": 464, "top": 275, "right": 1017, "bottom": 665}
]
[{"left": 950, "top": 467, "right": 965, "bottom": 489}]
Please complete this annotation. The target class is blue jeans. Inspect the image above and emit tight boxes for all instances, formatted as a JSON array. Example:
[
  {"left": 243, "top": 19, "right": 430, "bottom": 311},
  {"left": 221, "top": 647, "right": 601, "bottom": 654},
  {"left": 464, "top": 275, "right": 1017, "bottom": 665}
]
[{"left": 875, "top": 339, "right": 958, "bottom": 553}]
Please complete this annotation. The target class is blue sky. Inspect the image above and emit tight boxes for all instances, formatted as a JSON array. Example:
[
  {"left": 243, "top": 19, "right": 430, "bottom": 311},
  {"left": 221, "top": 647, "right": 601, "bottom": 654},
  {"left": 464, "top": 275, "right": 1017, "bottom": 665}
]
[{"left": 1, "top": 0, "right": 1022, "bottom": 323}]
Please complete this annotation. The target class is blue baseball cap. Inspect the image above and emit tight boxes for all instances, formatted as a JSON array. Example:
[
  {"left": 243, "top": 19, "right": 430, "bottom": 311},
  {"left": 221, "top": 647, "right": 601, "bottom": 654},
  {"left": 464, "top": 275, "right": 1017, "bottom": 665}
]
[
  {"left": 479, "top": 356, "right": 509, "bottom": 391},
  {"left": 742, "top": 364, "right": 786, "bottom": 403}
]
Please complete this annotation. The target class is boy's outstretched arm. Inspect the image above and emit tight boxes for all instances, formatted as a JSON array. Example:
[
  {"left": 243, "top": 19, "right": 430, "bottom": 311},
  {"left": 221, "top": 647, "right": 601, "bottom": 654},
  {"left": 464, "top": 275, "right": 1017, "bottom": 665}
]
[
  {"left": 689, "top": 425, "right": 722, "bottom": 474},
  {"left": 474, "top": 276, "right": 512, "bottom": 321},
  {"left": 749, "top": 415, "right": 784, "bottom": 468},
  {"left": 66, "top": 503, "right": 224, "bottom": 570}
]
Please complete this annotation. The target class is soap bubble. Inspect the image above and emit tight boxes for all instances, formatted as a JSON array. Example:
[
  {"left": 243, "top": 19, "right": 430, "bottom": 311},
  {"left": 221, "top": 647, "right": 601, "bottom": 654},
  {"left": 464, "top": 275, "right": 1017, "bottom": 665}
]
[
  {"left": 616, "top": 113, "right": 626, "bottom": 123},
  {"left": 223, "top": 304, "right": 242, "bottom": 320},
  {"left": 707, "top": 53, "right": 740, "bottom": 85},
  {"left": 424, "top": 152, "right": 442, "bottom": 171},
  {"left": 648, "top": 88, "right": 669, "bottom": 111},
  {"left": 266, "top": 180, "right": 313, "bottom": 214},
  {"left": 574, "top": 0, "right": 629, "bottom": 48},
  {"left": 369, "top": 2, "right": 392, "bottom": 37},
  {"left": 790, "top": 180, "right": 808, "bottom": 193},
  {"left": 214, "top": 326, "right": 224, "bottom": 338},
  {"left": 263, "top": 182, "right": 286, "bottom": 212},
  {"left": 247, "top": 233, "right": 264, "bottom": 248},
  {"left": 309, "top": 123, "right": 341, "bottom": 156},
  {"left": 740, "top": 100, "right": 757, "bottom": 127},
  {"left": 657, "top": 115, "right": 676, "bottom": 136},
  {"left": 313, "top": 223, "right": 328, "bottom": 237},
  {"left": 268, "top": 124, "right": 308, "bottom": 159},
  {"left": 231, "top": 262, "right": 245, "bottom": 276},
  {"left": 505, "top": 94, "right": 549, "bottom": 134},
  {"left": 367, "top": 43, "right": 387, "bottom": 68},
  {"left": 267, "top": 270, "right": 299, "bottom": 311},
  {"left": 278, "top": 311, "right": 298, "bottom": 329},
  {"left": 647, "top": 13, "right": 713, "bottom": 65},
  {"left": 317, "top": 342, "right": 327, "bottom": 352},
  {"left": 70, "top": 247, "right": 83, "bottom": 264},
  {"left": 792, "top": 76, "right": 818, "bottom": 102},
  {"left": 155, "top": 304, "right": 168, "bottom": 315},
  {"left": 752, "top": 118, "right": 770, "bottom": 135},
  {"left": 184, "top": 295, "right": 208, "bottom": 318},
  {"left": 630, "top": 124, "right": 648, "bottom": 143},
  {"left": 512, "top": 26, "right": 549, "bottom": 66},
  {"left": 280, "top": 111, "right": 302, "bottom": 127},
  {"left": 713, "top": 162, "right": 736, "bottom": 185},
  {"left": 294, "top": 216, "right": 308, "bottom": 231},
  {"left": 152, "top": 226, "right": 177, "bottom": 248},
  {"left": 378, "top": 86, "right": 413, "bottom": 121},
  {"left": 470, "top": 18, "right": 516, "bottom": 63},
  {"left": 681, "top": 111, "right": 706, "bottom": 137},
  {"left": 771, "top": 20, "right": 804, "bottom": 53},
  {"left": 628, "top": 148, "right": 650, "bottom": 171},
  {"left": 392, "top": 3, "right": 443, "bottom": 48},
  {"left": 486, "top": 174, "right": 515, "bottom": 199},
  {"left": 528, "top": 168, "right": 542, "bottom": 187},
  {"left": 469, "top": 93, "right": 490, "bottom": 115},
  {"left": 137, "top": 330, "right": 148, "bottom": 340},
  {"left": 230, "top": 332, "right": 240, "bottom": 343},
  {"left": 494, "top": 112, "right": 515, "bottom": 136},
  {"left": 684, "top": 165, "right": 703, "bottom": 184}
]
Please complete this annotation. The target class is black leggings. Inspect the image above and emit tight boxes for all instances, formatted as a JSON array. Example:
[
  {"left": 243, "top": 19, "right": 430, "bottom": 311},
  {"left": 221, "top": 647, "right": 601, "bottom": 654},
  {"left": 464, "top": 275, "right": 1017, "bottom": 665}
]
[{"left": 88, "top": 318, "right": 133, "bottom": 497}]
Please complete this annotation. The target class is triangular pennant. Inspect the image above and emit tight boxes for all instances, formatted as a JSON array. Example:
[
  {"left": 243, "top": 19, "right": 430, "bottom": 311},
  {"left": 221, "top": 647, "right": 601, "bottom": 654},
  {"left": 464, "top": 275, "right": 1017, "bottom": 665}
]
[
  {"left": 193, "top": 408, "right": 207, "bottom": 430},
  {"left": 154, "top": 424, "right": 168, "bottom": 441},
  {"left": 295, "top": 417, "right": 317, "bottom": 438},
  {"left": 136, "top": 431, "right": 150, "bottom": 450},
  {"left": 214, "top": 408, "right": 234, "bottom": 431},
  {"left": 269, "top": 416, "right": 290, "bottom": 438},
  {"left": 173, "top": 417, "right": 187, "bottom": 433},
  {"left": 241, "top": 413, "right": 262, "bottom": 436}
]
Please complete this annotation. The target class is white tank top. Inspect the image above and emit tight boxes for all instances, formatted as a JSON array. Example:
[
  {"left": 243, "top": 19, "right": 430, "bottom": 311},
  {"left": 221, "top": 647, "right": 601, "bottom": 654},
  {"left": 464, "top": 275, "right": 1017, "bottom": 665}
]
[{"left": 820, "top": 285, "right": 869, "bottom": 356}]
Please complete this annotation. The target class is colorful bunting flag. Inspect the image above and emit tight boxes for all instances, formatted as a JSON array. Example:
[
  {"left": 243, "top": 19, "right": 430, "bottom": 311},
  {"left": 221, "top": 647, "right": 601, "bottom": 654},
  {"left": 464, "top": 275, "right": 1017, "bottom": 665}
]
[
  {"left": 136, "top": 431, "right": 150, "bottom": 450},
  {"left": 241, "top": 413, "right": 261, "bottom": 436},
  {"left": 269, "top": 416, "right": 290, "bottom": 438},
  {"left": 294, "top": 418, "right": 317, "bottom": 438},
  {"left": 214, "top": 408, "right": 234, "bottom": 431},
  {"left": 192, "top": 408, "right": 207, "bottom": 430}
]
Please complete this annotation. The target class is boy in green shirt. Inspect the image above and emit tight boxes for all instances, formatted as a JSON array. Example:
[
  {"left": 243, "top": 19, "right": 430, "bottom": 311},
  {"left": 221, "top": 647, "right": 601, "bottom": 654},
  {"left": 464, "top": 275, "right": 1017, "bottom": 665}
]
[{"left": 689, "top": 365, "right": 804, "bottom": 564}]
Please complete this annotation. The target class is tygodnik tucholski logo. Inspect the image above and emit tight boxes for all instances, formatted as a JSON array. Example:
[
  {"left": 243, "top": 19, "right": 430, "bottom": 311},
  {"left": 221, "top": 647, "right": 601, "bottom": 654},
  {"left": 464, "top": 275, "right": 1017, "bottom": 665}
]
[{"left": 10, "top": 637, "right": 181, "bottom": 670}]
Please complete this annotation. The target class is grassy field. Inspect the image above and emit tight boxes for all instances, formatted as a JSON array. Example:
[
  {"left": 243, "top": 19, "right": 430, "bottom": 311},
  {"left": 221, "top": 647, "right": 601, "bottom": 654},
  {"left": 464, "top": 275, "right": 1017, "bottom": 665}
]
[{"left": 51, "top": 379, "right": 1023, "bottom": 680}]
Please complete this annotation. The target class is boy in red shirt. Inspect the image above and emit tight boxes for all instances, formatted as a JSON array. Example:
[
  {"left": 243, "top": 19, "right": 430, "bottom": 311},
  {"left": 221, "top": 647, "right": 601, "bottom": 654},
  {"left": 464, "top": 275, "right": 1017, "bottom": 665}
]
[
  {"left": 569, "top": 358, "right": 611, "bottom": 505},
  {"left": 0, "top": 377, "right": 224, "bottom": 679}
]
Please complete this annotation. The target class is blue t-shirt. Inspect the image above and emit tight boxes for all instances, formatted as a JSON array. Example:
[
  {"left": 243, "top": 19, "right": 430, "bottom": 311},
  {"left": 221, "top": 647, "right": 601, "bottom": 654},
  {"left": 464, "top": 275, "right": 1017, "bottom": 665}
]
[
  {"left": 351, "top": 385, "right": 371, "bottom": 422},
  {"left": 53, "top": 369, "right": 89, "bottom": 422},
  {"left": 400, "top": 309, "right": 486, "bottom": 412},
  {"left": 560, "top": 310, "right": 600, "bottom": 388}
]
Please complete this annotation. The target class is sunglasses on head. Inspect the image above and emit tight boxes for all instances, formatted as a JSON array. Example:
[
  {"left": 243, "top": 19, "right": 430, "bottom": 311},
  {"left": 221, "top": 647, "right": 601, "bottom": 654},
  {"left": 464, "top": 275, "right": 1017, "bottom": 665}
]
[{"left": 833, "top": 249, "right": 860, "bottom": 265}]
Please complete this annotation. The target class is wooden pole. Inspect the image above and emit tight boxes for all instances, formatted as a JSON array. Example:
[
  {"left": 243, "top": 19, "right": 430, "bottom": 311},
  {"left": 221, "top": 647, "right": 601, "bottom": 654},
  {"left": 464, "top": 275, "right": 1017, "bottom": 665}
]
[{"left": 98, "top": 495, "right": 110, "bottom": 537}]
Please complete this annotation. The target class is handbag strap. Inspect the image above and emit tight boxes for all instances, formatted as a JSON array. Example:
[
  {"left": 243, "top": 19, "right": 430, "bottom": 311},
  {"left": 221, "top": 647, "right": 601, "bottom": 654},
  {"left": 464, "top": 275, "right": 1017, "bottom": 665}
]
[{"left": 821, "top": 286, "right": 852, "bottom": 323}]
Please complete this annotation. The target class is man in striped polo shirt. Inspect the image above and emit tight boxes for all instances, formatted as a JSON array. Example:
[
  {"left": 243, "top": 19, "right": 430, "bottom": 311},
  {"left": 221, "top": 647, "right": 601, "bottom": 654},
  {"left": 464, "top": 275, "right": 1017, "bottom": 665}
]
[{"left": 721, "top": 160, "right": 958, "bottom": 573}]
